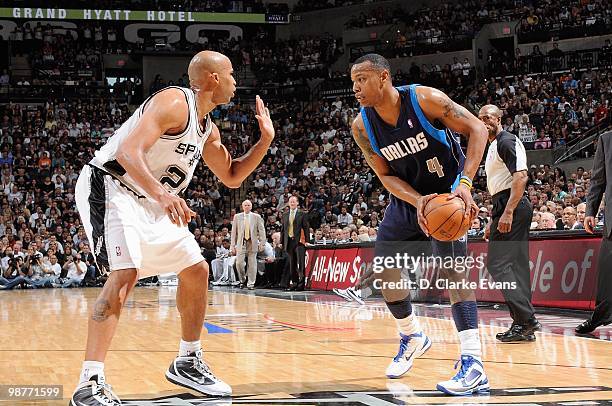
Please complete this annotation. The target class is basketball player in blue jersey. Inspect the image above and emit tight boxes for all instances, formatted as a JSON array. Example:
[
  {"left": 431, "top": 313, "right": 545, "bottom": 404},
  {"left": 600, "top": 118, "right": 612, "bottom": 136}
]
[{"left": 350, "top": 54, "right": 489, "bottom": 395}]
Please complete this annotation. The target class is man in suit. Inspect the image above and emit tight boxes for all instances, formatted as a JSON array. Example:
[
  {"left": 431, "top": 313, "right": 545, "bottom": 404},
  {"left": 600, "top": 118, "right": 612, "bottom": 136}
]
[
  {"left": 231, "top": 200, "right": 265, "bottom": 289},
  {"left": 576, "top": 131, "right": 612, "bottom": 334},
  {"left": 281, "top": 195, "right": 311, "bottom": 291}
]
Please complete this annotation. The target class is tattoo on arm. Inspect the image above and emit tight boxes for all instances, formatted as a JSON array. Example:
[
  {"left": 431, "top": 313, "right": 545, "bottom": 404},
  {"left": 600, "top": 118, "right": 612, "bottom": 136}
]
[
  {"left": 92, "top": 299, "right": 112, "bottom": 322},
  {"left": 355, "top": 128, "right": 378, "bottom": 166},
  {"left": 441, "top": 98, "right": 467, "bottom": 119}
]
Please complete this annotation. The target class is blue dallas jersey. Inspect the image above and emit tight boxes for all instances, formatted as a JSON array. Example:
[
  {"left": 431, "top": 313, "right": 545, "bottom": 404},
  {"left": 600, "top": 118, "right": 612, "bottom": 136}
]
[{"left": 361, "top": 84, "right": 465, "bottom": 196}]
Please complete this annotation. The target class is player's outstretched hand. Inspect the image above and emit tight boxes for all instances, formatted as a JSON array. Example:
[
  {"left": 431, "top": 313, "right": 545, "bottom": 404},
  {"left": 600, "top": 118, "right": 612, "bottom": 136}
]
[
  {"left": 416, "top": 193, "right": 438, "bottom": 237},
  {"left": 255, "top": 95, "right": 274, "bottom": 141},
  {"left": 584, "top": 216, "right": 596, "bottom": 234},
  {"left": 448, "top": 183, "right": 478, "bottom": 222},
  {"left": 157, "top": 191, "right": 196, "bottom": 226}
]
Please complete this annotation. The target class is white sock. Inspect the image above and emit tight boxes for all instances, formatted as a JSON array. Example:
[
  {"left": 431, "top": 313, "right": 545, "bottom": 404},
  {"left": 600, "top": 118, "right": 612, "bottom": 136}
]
[
  {"left": 80, "top": 361, "right": 104, "bottom": 384},
  {"left": 458, "top": 329, "right": 482, "bottom": 359},
  {"left": 179, "top": 339, "right": 201, "bottom": 357},
  {"left": 396, "top": 313, "right": 422, "bottom": 336}
]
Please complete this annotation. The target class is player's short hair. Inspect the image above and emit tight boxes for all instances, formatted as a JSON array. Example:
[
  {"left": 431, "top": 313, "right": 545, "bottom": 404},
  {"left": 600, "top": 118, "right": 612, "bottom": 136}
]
[{"left": 353, "top": 53, "right": 391, "bottom": 72}]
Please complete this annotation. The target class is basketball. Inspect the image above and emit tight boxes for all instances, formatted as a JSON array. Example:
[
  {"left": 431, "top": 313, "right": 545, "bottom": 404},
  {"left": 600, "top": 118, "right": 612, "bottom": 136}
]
[{"left": 423, "top": 194, "right": 471, "bottom": 241}]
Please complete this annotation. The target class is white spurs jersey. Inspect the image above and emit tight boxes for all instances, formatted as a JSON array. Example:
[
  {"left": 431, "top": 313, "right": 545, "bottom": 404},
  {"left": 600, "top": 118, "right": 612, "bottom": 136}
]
[{"left": 90, "top": 86, "right": 212, "bottom": 197}]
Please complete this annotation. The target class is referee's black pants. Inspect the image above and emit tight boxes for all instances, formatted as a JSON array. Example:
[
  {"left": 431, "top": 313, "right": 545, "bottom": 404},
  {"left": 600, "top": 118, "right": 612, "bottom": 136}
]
[{"left": 487, "top": 190, "right": 535, "bottom": 324}]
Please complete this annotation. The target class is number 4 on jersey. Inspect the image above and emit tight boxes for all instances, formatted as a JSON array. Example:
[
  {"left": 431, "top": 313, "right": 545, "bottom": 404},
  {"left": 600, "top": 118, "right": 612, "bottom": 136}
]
[{"left": 426, "top": 157, "right": 444, "bottom": 177}]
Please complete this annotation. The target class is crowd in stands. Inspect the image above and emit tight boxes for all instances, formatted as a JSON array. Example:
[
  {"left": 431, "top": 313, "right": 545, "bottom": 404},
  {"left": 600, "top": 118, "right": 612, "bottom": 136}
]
[
  {"left": 469, "top": 67, "right": 610, "bottom": 150},
  {"left": 0, "top": 97, "right": 237, "bottom": 289},
  {"left": 5, "top": 22, "right": 341, "bottom": 88},
  {"left": 346, "top": 0, "right": 611, "bottom": 57},
  {"left": 250, "top": 35, "right": 343, "bottom": 84},
  {"left": 2, "top": 80, "right": 605, "bottom": 290},
  {"left": 518, "top": 0, "right": 611, "bottom": 40},
  {"left": 1, "top": 2, "right": 610, "bottom": 290}
]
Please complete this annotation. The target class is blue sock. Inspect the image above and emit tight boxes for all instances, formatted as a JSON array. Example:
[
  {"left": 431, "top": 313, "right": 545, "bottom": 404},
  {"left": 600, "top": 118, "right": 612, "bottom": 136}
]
[
  {"left": 452, "top": 301, "right": 481, "bottom": 358},
  {"left": 451, "top": 301, "right": 478, "bottom": 332},
  {"left": 386, "top": 298, "right": 412, "bottom": 319}
]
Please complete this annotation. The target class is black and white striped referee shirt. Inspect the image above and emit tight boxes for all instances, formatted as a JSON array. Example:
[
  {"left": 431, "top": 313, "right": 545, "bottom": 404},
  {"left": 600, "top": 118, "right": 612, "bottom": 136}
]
[{"left": 485, "top": 131, "right": 528, "bottom": 196}]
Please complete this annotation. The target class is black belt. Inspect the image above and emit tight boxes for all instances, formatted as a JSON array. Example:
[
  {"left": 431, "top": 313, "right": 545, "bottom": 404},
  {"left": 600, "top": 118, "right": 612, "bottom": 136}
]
[
  {"left": 491, "top": 189, "right": 511, "bottom": 201},
  {"left": 492, "top": 189, "right": 527, "bottom": 201}
]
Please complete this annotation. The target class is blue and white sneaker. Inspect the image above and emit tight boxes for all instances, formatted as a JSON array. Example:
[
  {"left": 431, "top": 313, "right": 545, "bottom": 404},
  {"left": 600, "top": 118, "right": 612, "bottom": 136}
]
[
  {"left": 386, "top": 332, "right": 432, "bottom": 378},
  {"left": 436, "top": 355, "right": 489, "bottom": 396}
]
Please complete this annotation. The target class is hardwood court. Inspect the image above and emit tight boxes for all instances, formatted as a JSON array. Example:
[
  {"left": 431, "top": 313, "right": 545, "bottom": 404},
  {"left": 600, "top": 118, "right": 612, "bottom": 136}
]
[{"left": 0, "top": 287, "right": 610, "bottom": 405}]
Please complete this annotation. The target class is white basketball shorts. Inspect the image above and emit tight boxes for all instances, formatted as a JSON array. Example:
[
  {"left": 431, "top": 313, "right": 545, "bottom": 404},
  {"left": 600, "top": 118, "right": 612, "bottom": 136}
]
[{"left": 75, "top": 165, "right": 204, "bottom": 279}]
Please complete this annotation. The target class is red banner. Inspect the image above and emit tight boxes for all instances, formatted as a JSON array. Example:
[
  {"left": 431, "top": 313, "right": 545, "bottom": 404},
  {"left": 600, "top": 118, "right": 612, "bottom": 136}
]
[
  {"left": 305, "top": 238, "right": 602, "bottom": 310},
  {"left": 306, "top": 248, "right": 363, "bottom": 290}
]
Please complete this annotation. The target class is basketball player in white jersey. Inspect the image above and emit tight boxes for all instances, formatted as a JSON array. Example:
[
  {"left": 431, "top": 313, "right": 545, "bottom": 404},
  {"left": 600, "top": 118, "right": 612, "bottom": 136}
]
[{"left": 70, "top": 51, "right": 275, "bottom": 406}]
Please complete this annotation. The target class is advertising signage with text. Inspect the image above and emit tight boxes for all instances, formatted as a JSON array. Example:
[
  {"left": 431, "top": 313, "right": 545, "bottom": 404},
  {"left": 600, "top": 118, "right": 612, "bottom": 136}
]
[{"left": 0, "top": 7, "right": 284, "bottom": 24}]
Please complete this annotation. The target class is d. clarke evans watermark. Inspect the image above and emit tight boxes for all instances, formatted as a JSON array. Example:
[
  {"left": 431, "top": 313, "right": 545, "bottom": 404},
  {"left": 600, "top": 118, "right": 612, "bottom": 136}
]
[{"left": 371, "top": 252, "right": 518, "bottom": 291}]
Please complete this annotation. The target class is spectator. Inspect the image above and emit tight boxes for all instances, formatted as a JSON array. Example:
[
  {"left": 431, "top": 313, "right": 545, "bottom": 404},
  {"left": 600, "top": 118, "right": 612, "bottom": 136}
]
[
  {"left": 337, "top": 206, "right": 353, "bottom": 226},
  {"left": 539, "top": 212, "right": 557, "bottom": 230},
  {"left": 59, "top": 254, "right": 86, "bottom": 288}
]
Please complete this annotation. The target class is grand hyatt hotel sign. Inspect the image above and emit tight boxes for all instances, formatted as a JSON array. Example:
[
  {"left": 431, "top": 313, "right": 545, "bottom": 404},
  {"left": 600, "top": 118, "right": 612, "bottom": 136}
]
[{"left": 1, "top": 7, "right": 287, "bottom": 23}]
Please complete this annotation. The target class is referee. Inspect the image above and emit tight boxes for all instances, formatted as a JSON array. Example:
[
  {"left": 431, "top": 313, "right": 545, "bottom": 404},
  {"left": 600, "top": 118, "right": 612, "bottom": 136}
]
[{"left": 479, "top": 105, "right": 540, "bottom": 342}]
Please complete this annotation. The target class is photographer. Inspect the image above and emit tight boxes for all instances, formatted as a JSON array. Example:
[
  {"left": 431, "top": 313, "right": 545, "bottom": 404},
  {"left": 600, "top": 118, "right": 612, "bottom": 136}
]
[
  {"left": 25, "top": 251, "right": 47, "bottom": 288},
  {"left": 0, "top": 256, "right": 35, "bottom": 290},
  {"left": 59, "top": 254, "right": 86, "bottom": 288}
]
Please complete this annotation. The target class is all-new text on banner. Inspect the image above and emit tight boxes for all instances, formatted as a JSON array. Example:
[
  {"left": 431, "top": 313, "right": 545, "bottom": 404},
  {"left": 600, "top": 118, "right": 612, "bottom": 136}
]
[{"left": 2, "top": 7, "right": 269, "bottom": 23}]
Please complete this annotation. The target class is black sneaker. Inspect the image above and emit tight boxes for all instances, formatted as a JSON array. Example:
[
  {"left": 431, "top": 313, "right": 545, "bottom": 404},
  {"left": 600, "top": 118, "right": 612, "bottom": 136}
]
[
  {"left": 70, "top": 375, "right": 121, "bottom": 405},
  {"left": 497, "top": 323, "right": 537, "bottom": 342},
  {"left": 497, "top": 317, "right": 541, "bottom": 341},
  {"left": 165, "top": 350, "right": 232, "bottom": 396},
  {"left": 496, "top": 323, "right": 515, "bottom": 340}
]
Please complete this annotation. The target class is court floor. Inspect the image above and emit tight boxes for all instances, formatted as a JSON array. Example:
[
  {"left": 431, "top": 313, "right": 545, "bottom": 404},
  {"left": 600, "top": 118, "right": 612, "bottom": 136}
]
[{"left": 0, "top": 286, "right": 610, "bottom": 405}]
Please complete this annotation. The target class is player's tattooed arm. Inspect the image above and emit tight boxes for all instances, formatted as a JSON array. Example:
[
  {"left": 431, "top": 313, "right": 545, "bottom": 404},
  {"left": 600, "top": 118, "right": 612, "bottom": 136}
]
[
  {"left": 441, "top": 97, "right": 468, "bottom": 120},
  {"left": 353, "top": 127, "right": 379, "bottom": 168},
  {"left": 415, "top": 86, "right": 487, "bottom": 182},
  {"left": 351, "top": 116, "right": 420, "bottom": 207}
]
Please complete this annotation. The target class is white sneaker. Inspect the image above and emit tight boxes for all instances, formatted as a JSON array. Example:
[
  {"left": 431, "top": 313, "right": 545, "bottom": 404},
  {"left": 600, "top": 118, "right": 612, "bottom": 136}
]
[
  {"left": 333, "top": 287, "right": 353, "bottom": 302},
  {"left": 436, "top": 355, "right": 489, "bottom": 396},
  {"left": 70, "top": 375, "right": 121, "bottom": 405},
  {"left": 166, "top": 350, "right": 232, "bottom": 397},
  {"left": 346, "top": 287, "right": 365, "bottom": 305},
  {"left": 386, "top": 332, "right": 431, "bottom": 378}
]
